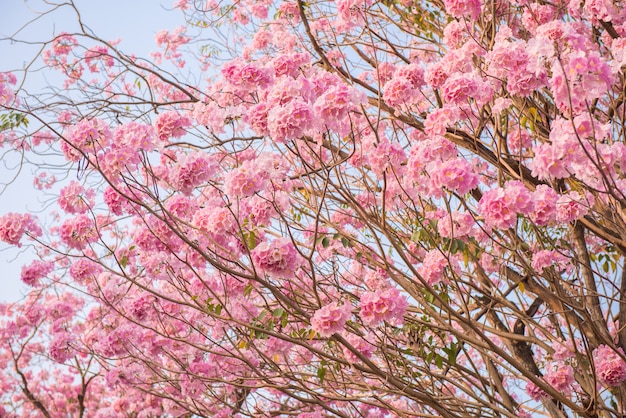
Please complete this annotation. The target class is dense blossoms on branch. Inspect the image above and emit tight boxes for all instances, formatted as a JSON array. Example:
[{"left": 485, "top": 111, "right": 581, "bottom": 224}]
[{"left": 2, "top": 0, "right": 626, "bottom": 417}]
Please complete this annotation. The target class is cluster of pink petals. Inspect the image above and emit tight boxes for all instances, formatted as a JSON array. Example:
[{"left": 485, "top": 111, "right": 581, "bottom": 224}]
[
  {"left": 478, "top": 181, "right": 534, "bottom": 229},
  {"left": 359, "top": 287, "right": 408, "bottom": 326},
  {"left": 531, "top": 250, "right": 570, "bottom": 274},
  {"left": 62, "top": 118, "right": 113, "bottom": 162},
  {"left": 59, "top": 214, "right": 98, "bottom": 250},
  {"left": 310, "top": 302, "right": 352, "bottom": 338},
  {"left": 0, "top": 72, "right": 17, "bottom": 106},
  {"left": 168, "top": 152, "right": 216, "bottom": 195},
  {"left": 154, "top": 111, "right": 191, "bottom": 142},
  {"left": 0, "top": 212, "right": 42, "bottom": 247},
  {"left": 20, "top": 260, "right": 54, "bottom": 286},
  {"left": 58, "top": 181, "right": 95, "bottom": 214},
  {"left": 251, "top": 238, "right": 302, "bottom": 278},
  {"left": 593, "top": 345, "right": 626, "bottom": 387}
]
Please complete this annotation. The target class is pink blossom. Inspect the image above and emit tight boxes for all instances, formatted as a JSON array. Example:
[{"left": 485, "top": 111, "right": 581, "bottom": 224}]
[
  {"left": 0, "top": 212, "right": 42, "bottom": 247},
  {"left": 69, "top": 258, "right": 102, "bottom": 283},
  {"left": 383, "top": 76, "right": 420, "bottom": 108},
  {"left": 58, "top": 181, "right": 95, "bottom": 214},
  {"left": 526, "top": 380, "right": 548, "bottom": 401},
  {"left": 0, "top": 72, "right": 17, "bottom": 106},
  {"left": 443, "top": 21, "right": 466, "bottom": 48},
  {"left": 246, "top": 101, "right": 271, "bottom": 135},
  {"left": 437, "top": 211, "right": 475, "bottom": 238},
  {"left": 424, "top": 107, "right": 460, "bottom": 137},
  {"left": 531, "top": 250, "right": 570, "bottom": 273},
  {"left": 314, "top": 83, "right": 363, "bottom": 135},
  {"left": 59, "top": 214, "right": 98, "bottom": 249},
  {"left": 556, "top": 192, "right": 591, "bottom": 223},
  {"left": 103, "top": 186, "right": 128, "bottom": 216},
  {"left": 225, "top": 161, "right": 269, "bottom": 198},
  {"left": 49, "top": 332, "right": 75, "bottom": 363},
  {"left": 544, "top": 363, "right": 575, "bottom": 395},
  {"left": 444, "top": 0, "right": 482, "bottom": 19},
  {"left": 417, "top": 250, "right": 449, "bottom": 286},
  {"left": 272, "top": 53, "right": 310, "bottom": 78},
  {"left": 442, "top": 72, "right": 492, "bottom": 108},
  {"left": 84, "top": 45, "right": 114, "bottom": 72},
  {"left": 154, "top": 111, "right": 191, "bottom": 142},
  {"left": 342, "top": 334, "right": 375, "bottom": 362},
  {"left": 478, "top": 188, "right": 517, "bottom": 230},
  {"left": 267, "top": 99, "right": 315, "bottom": 142},
  {"left": 593, "top": 345, "right": 626, "bottom": 387},
  {"left": 359, "top": 287, "right": 408, "bottom": 326},
  {"left": 113, "top": 121, "right": 156, "bottom": 150},
  {"left": 223, "top": 59, "right": 274, "bottom": 88},
  {"left": 20, "top": 260, "right": 54, "bottom": 286},
  {"left": 251, "top": 238, "right": 302, "bottom": 278},
  {"left": 169, "top": 152, "right": 217, "bottom": 195},
  {"left": 310, "top": 302, "right": 352, "bottom": 338},
  {"left": 62, "top": 118, "right": 113, "bottom": 161},
  {"left": 430, "top": 157, "right": 478, "bottom": 195},
  {"left": 193, "top": 101, "right": 225, "bottom": 133}
]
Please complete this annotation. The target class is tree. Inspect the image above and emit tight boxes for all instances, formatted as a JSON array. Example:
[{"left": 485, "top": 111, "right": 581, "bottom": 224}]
[{"left": 1, "top": 0, "right": 626, "bottom": 416}]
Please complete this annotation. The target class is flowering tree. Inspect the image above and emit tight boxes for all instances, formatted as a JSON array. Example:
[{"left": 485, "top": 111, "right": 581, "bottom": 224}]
[{"left": 2, "top": 0, "right": 626, "bottom": 416}]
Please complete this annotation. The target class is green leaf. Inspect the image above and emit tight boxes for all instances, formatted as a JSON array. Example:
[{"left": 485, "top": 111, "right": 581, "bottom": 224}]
[
  {"left": 435, "top": 354, "right": 444, "bottom": 368},
  {"left": 272, "top": 307, "right": 285, "bottom": 318},
  {"left": 243, "top": 283, "right": 254, "bottom": 297},
  {"left": 317, "top": 366, "right": 327, "bottom": 383},
  {"left": 321, "top": 237, "right": 330, "bottom": 248}
]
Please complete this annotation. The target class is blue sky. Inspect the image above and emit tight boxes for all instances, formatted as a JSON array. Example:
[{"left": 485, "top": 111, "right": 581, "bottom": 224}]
[{"left": 0, "top": 0, "right": 186, "bottom": 302}]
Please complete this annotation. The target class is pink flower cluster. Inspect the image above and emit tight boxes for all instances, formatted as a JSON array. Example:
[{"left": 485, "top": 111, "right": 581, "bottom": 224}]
[
  {"left": 593, "top": 345, "right": 626, "bottom": 387},
  {"left": 154, "top": 26, "right": 189, "bottom": 67},
  {"left": 103, "top": 186, "right": 128, "bottom": 216},
  {"left": 478, "top": 181, "right": 533, "bottom": 229},
  {"left": 84, "top": 45, "right": 114, "bottom": 73},
  {"left": 58, "top": 181, "right": 95, "bottom": 214},
  {"left": 442, "top": 71, "right": 492, "bottom": 108},
  {"left": 359, "top": 287, "right": 408, "bottom": 326},
  {"left": 251, "top": 238, "right": 301, "bottom": 278},
  {"left": 42, "top": 33, "right": 77, "bottom": 67},
  {"left": 314, "top": 83, "right": 363, "bottom": 135},
  {"left": 0, "top": 72, "right": 17, "bottom": 106},
  {"left": 382, "top": 64, "right": 424, "bottom": 108},
  {"left": 69, "top": 258, "right": 102, "bottom": 284},
  {"left": 59, "top": 214, "right": 98, "bottom": 250},
  {"left": 417, "top": 250, "right": 451, "bottom": 286},
  {"left": 225, "top": 161, "right": 269, "bottom": 198},
  {"left": 49, "top": 332, "right": 76, "bottom": 363},
  {"left": 526, "top": 380, "right": 548, "bottom": 401},
  {"left": 310, "top": 302, "right": 352, "bottom": 338},
  {"left": 267, "top": 99, "right": 315, "bottom": 142},
  {"left": 544, "top": 363, "right": 575, "bottom": 396},
  {"left": 192, "top": 206, "right": 236, "bottom": 245},
  {"left": 62, "top": 118, "right": 113, "bottom": 161},
  {"left": 222, "top": 59, "right": 274, "bottom": 88},
  {"left": 154, "top": 111, "right": 191, "bottom": 142},
  {"left": 0, "top": 212, "right": 42, "bottom": 247},
  {"left": 113, "top": 121, "right": 156, "bottom": 151},
  {"left": 20, "top": 260, "right": 54, "bottom": 286},
  {"left": 342, "top": 333, "right": 375, "bottom": 363},
  {"left": 531, "top": 250, "right": 570, "bottom": 274},
  {"left": 169, "top": 152, "right": 217, "bottom": 194},
  {"left": 430, "top": 157, "right": 478, "bottom": 196},
  {"left": 444, "top": 0, "right": 482, "bottom": 20}
]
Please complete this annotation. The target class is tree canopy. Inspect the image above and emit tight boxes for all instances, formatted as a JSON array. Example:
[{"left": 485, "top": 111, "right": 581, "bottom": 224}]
[{"left": 2, "top": 0, "right": 626, "bottom": 417}]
